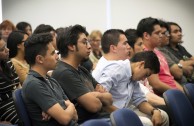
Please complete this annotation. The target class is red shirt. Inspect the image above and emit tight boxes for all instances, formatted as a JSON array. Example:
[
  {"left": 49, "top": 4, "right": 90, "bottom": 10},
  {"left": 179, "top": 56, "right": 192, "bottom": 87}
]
[{"left": 145, "top": 48, "right": 177, "bottom": 89}]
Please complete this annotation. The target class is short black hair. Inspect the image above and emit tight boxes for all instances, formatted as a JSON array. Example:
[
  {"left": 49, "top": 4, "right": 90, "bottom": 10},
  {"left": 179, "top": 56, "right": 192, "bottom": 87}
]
[
  {"left": 33, "top": 24, "right": 55, "bottom": 34},
  {"left": 125, "top": 29, "right": 139, "bottom": 49},
  {"left": 158, "top": 19, "right": 169, "bottom": 31},
  {"left": 130, "top": 51, "right": 160, "bottom": 74},
  {"left": 7, "top": 30, "right": 28, "bottom": 58},
  {"left": 101, "top": 29, "right": 125, "bottom": 53},
  {"left": 24, "top": 33, "right": 53, "bottom": 66},
  {"left": 137, "top": 17, "right": 160, "bottom": 37},
  {"left": 57, "top": 24, "right": 87, "bottom": 58}
]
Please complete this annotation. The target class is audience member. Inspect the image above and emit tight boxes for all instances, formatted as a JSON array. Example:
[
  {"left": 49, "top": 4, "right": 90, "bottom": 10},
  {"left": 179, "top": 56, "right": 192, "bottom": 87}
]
[
  {"left": 22, "top": 33, "right": 78, "bottom": 126},
  {"left": 125, "top": 29, "right": 144, "bottom": 57},
  {"left": 137, "top": 17, "right": 183, "bottom": 96},
  {"left": 0, "top": 20, "right": 16, "bottom": 42},
  {"left": 88, "top": 30, "right": 103, "bottom": 69},
  {"left": 33, "top": 24, "right": 57, "bottom": 50},
  {"left": 0, "top": 34, "right": 20, "bottom": 125},
  {"left": 16, "top": 21, "right": 32, "bottom": 36},
  {"left": 157, "top": 20, "right": 193, "bottom": 84},
  {"left": 7, "top": 30, "right": 29, "bottom": 84},
  {"left": 92, "top": 29, "right": 169, "bottom": 126},
  {"left": 52, "top": 24, "right": 113, "bottom": 124},
  {"left": 166, "top": 21, "right": 194, "bottom": 83},
  {"left": 80, "top": 29, "right": 93, "bottom": 72},
  {"left": 167, "top": 22, "right": 194, "bottom": 60},
  {"left": 125, "top": 29, "right": 165, "bottom": 106}
]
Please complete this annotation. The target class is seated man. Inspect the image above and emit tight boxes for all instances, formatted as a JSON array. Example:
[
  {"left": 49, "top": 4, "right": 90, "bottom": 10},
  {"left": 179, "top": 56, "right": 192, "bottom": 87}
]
[
  {"left": 92, "top": 29, "right": 169, "bottom": 126},
  {"left": 125, "top": 28, "right": 165, "bottom": 106},
  {"left": 156, "top": 19, "right": 193, "bottom": 85},
  {"left": 137, "top": 17, "right": 183, "bottom": 96},
  {"left": 52, "top": 25, "right": 113, "bottom": 124},
  {"left": 22, "top": 33, "right": 78, "bottom": 126},
  {"left": 162, "top": 21, "right": 194, "bottom": 83}
]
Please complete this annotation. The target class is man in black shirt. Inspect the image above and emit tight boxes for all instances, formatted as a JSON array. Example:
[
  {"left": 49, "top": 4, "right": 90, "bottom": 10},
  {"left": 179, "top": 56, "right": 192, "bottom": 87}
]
[
  {"left": 52, "top": 25, "right": 113, "bottom": 124},
  {"left": 167, "top": 22, "right": 194, "bottom": 83},
  {"left": 22, "top": 33, "right": 78, "bottom": 126}
]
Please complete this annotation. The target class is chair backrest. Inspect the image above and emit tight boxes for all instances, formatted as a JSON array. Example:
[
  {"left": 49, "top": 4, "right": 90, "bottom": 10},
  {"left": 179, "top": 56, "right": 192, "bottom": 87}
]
[
  {"left": 110, "top": 108, "right": 143, "bottom": 126},
  {"left": 82, "top": 119, "right": 110, "bottom": 126},
  {"left": 163, "top": 89, "right": 194, "bottom": 126},
  {"left": 12, "top": 89, "right": 32, "bottom": 126},
  {"left": 183, "top": 83, "right": 194, "bottom": 108}
]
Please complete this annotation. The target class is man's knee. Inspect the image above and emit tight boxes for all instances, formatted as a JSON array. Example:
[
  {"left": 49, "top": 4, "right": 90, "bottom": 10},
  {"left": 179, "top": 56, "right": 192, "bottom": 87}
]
[
  {"left": 139, "top": 116, "right": 153, "bottom": 126},
  {"left": 160, "top": 109, "right": 169, "bottom": 126}
]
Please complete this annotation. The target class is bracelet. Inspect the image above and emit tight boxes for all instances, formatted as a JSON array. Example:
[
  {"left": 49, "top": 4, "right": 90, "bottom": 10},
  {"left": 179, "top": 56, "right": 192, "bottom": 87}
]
[{"left": 151, "top": 108, "right": 160, "bottom": 115}]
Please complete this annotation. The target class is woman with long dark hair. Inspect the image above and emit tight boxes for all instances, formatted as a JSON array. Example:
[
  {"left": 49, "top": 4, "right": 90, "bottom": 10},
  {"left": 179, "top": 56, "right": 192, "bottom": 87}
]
[
  {"left": 0, "top": 34, "right": 20, "bottom": 125},
  {"left": 7, "top": 30, "right": 29, "bottom": 84}
]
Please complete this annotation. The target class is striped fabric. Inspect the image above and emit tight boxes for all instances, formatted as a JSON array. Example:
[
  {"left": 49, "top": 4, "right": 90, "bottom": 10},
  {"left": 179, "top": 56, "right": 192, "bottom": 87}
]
[{"left": 0, "top": 60, "right": 20, "bottom": 124}]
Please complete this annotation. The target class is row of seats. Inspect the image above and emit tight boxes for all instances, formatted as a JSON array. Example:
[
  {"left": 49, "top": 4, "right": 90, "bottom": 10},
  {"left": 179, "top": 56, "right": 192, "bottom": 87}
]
[
  {"left": 163, "top": 83, "right": 194, "bottom": 126},
  {"left": 82, "top": 107, "right": 144, "bottom": 126},
  {"left": 12, "top": 83, "right": 194, "bottom": 126}
]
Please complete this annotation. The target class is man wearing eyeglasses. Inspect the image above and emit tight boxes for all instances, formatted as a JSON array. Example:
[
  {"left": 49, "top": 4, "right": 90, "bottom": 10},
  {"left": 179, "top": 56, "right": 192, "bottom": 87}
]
[
  {"left": 52, "top": 25, "right": 113, "bottom": 124},
  {"left": 137, "top": 17, "right": 183, "bottom": 97},
  {"left": 157, "top": 20, "right": 194, "bottom": 84}
]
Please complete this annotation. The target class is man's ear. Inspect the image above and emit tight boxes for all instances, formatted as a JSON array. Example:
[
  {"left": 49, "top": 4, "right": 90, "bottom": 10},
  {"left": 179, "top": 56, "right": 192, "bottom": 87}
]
[
  {"left": 36, "top": 55, "right": 44, "bottom": 64},
  {"left": 67, "top": 44, "right": 75, "bottom": 52},
  {"left": 110, "top": 44, "right": 117, "bottom": 53},
  {"left": 143, "top": 32, "right": 150, "bottom": 40},
  {"left": 138, "top": 61, "right": 145, "bottom": 68}
]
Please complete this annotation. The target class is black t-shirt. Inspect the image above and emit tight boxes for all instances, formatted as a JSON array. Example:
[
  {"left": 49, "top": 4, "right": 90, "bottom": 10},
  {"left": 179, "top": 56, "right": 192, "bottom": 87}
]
[
  {"left": 166, "top": 44, "right": 192, "bottom": 60},
  {"left": 22, "top": 70, "right": 77, "bottom": 126},
  {"left": 52, "top": 61, "right": 109, "bottom": 123}
]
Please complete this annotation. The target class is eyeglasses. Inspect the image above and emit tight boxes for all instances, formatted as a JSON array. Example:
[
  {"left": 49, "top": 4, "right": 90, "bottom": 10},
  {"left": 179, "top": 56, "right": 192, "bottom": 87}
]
[
  {"left": 162, "top": 31, "right": 170, "bottom": 37},
  {"left": 78, "top": 40, "right": 90, "bottom": 46}
]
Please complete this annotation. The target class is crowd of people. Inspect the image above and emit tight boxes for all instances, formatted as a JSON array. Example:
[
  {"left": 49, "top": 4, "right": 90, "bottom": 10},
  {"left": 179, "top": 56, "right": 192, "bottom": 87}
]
[{"left": 0, "top": 17, "right": 193, "bottom": 126}]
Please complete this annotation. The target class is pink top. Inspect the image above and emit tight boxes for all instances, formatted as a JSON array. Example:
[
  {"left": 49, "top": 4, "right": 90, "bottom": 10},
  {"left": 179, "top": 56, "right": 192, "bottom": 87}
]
[{"left": 145, "top": 48, "right": 177, "bottom": 89}]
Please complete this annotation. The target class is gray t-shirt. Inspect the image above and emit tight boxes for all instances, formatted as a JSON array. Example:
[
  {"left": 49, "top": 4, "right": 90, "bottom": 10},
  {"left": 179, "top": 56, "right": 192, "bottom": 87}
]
[
  {"left": 22, "top": 70, "right": 77, "bottom": 126},
  {"left": 158, "top": 46, "right": 187, "bottom": 84}
]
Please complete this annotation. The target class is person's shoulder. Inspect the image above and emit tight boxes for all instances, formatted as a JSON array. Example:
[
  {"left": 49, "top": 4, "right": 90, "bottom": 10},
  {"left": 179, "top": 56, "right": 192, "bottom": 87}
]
[
  {"left": 178, "top": 44, "right": 187, "bottom": 50},
  {"left": 53, "top": 61, "right": 71, "bottom": 75},
  {"left": 103, "top": 59, "right": 130, "bottom": 74},
  {"left": 114, "top": 59, "right": 130, "bottom": 68},
  {"left": 23, "top": 74, "right": 40, "bottom": 86},
  {"left": 55, "top": 61, "right": 74, "bottom": 71},
  {"left": 5, "top": 59, "right": 14, "bottom": 68}
]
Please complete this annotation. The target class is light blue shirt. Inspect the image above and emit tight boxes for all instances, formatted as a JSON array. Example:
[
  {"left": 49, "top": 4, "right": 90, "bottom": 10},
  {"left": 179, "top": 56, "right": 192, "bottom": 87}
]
[{"left": 92, "top": 56, "right": 146, "bottom": 109}]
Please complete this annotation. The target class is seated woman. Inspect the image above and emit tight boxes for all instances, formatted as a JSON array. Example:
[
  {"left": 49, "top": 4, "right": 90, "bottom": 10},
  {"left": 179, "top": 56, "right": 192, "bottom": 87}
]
[
  {"left": 0, "top": 35, "right": 21, "bottom": 124},
  {"left": 7, "top": 30, "right": 29, "bottom": 84},
  {"left": 0, "top": 20, "right": 16, "bottom": 42},
  {"left": 16, "top": 21, "right": 32, "bottom": 36},
  {"left": 89, "top": 30, "right": 103, "bottom": 70}
]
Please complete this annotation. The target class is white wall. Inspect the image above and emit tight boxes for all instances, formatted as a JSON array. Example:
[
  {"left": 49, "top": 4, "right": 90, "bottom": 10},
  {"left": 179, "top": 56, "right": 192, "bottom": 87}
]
[
  {"left": 0, "top": 0, "right": 2, "bottom": 22},
  {"left": 2, "top": 0, "right": 194, "bottom": 54}
]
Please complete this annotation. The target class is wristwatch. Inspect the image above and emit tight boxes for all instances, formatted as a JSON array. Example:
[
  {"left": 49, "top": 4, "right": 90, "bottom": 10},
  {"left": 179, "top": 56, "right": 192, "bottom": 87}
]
[{"left": 178, "top": 63, "right": 183, "bottom": 69}]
